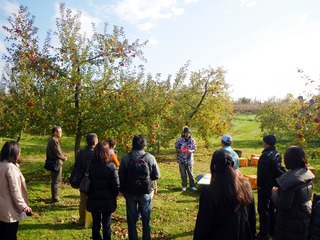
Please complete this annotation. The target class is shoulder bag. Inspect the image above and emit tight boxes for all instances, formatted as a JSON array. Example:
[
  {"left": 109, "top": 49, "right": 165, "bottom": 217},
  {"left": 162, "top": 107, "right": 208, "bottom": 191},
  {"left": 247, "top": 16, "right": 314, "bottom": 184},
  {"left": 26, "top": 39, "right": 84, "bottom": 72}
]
[{"left": 79, "top": 161, "right": 90, "bottom": 193}]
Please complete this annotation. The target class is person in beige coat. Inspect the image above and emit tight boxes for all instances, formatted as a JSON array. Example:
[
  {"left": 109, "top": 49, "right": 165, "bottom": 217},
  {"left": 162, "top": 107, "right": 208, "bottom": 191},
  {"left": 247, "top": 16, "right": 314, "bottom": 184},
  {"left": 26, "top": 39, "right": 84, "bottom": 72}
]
[{"left": 0, "top": 141, "right": 32, "bottom": 240}]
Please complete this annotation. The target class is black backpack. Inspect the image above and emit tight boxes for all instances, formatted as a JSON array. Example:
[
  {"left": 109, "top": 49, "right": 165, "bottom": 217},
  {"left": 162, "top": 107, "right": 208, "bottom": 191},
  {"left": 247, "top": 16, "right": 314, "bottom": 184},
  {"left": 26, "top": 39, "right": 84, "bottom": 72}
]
[
  {"left": 268, "top": 151, "right": 286, "bottom": 186},
  {"left": 126, "top": 153, "right": 152, "bottom": 194},
  {"left": 272, "top": 152, "right": 286, "bottom": 178}
]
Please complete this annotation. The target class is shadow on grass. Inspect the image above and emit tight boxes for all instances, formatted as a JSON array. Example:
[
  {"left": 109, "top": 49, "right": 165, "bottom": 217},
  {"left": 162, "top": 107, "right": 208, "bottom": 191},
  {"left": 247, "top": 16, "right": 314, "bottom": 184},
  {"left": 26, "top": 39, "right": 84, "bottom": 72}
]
[
  {"left": 154, "top": 230, "right": 194, "bottom": 240},
  {"left": 19, "top": 222, "right": 84, "bottom": 230}
]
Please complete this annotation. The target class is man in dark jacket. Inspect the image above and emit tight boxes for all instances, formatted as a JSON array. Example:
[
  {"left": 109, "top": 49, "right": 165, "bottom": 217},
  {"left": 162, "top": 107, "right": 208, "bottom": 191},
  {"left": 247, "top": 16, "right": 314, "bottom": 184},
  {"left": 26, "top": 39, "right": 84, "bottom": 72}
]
[
  {"left": 74, "top": 133, "right": 98, "bottom": 226},
  {"left": 119, "top": 135, "right": 160, "bottom": 240},
  {"left": 46, "top": 126, "right": 67, "bottom": 203},
  {"left": 256, "top": 134, "right": 282, "bottom": 239}
]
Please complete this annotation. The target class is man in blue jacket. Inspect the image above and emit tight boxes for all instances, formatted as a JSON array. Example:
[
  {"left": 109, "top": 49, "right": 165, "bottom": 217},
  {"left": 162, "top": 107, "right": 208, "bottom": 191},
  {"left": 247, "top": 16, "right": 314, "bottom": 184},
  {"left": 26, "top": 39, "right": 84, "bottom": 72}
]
[{"left": 221, "top": 134, "right": 239, "bottom": 170}]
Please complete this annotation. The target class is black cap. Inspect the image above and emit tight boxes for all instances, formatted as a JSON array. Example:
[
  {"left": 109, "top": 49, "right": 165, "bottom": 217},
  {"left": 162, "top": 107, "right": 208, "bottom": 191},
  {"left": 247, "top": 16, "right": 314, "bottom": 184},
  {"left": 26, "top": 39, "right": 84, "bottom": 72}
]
[
  {"left": 183, "top": 127, "right": 191, "bottom": 133},
  {"left": 263, "top": 134, "right": 276, "bottom": 146}
]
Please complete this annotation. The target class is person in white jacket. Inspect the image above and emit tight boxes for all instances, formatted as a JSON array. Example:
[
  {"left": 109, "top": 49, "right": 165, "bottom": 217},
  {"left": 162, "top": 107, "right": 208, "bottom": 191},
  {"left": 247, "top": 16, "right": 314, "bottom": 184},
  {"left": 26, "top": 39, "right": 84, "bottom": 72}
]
[{"left": 0, "top": 141, "right": 32, "bottom": 240}]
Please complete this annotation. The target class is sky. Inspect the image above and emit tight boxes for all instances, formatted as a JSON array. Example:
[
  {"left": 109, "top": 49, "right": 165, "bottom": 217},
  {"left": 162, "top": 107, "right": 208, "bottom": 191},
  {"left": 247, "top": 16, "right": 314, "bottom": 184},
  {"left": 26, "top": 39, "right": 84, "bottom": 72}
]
[{"left": 1, "top": 0, "right": 320, "bottom": 101}]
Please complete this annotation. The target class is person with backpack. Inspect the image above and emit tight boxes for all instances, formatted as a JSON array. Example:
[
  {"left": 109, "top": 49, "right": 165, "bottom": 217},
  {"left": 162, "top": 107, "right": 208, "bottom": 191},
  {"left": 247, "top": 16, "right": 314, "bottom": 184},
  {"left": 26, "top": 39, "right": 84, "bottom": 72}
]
[
  {"left": 175, "top": 126, "right": 197, "bottom": 192},
  {"left": 72, "top": 133, "right": 98, "bottom": 226},
  {"left": 271, "top": 146, "right": 314, "bottom": 240},
  {"left": 256, "top": 134, "right": 284, "bottom": 239},
  {"left": 119, "top": 135, "right": 160, "bottom": 240}
]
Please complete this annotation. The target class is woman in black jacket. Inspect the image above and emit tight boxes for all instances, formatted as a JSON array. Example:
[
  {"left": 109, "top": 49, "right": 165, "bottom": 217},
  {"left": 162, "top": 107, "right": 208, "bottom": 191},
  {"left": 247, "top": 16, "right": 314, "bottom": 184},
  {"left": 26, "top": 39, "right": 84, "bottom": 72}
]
[
  {"left": 87, "top": 140, "right": 120, "bottom": 240},
  {"left": 272, "top": 146, "right": 315, "bottom": 240},
  {"left": 193, "top": 149, "right": 256, "bottom": 240}
]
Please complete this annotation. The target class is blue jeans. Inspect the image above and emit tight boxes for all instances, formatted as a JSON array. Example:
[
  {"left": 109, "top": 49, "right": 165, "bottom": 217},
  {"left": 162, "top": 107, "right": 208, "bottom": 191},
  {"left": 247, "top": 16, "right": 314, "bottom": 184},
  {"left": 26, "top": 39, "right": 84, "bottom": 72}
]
[
  {"left": 91, "top": 211, "right": 111, "bottom": 240},
  {"left": 179, "top": 163, "right": 195, "bottom": 188},
  {"left": 125, "top": 193, "right": 152, "bottom": 240}
]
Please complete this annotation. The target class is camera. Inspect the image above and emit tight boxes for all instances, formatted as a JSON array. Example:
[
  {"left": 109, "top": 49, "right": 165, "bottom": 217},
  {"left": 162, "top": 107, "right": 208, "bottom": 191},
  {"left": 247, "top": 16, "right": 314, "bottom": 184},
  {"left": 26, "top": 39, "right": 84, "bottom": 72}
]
[{"left": 26, "top": 211, "right": 33, "bottom": 216}]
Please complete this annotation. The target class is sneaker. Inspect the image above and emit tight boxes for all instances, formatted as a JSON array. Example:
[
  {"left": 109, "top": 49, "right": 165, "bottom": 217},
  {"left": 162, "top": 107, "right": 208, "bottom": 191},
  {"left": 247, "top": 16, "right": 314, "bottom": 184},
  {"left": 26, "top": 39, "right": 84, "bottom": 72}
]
[
  {"left": 190, "top": 187, "right": 197, "bottom": 191},
  {"left": 182, "top": 187, "right": 187, "bottom": 191}
]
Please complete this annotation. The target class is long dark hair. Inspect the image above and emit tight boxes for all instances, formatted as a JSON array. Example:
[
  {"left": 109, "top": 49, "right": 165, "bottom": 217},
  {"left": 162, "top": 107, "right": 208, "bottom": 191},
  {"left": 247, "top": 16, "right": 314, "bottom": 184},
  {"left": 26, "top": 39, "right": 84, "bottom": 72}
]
[
  {"left": 93, "top": 141, "right": 111, "bottom": 164},
  {"left": 210, "top": 149, "right": 253, "bottom": 212},
  {"left": 0, "top": 141, "right": 21, "bottom": 164}
]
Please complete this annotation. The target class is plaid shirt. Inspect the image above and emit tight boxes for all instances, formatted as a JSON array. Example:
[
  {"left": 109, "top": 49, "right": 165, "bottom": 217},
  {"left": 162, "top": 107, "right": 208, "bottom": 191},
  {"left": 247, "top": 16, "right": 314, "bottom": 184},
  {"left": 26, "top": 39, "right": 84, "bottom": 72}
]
[{"left": 175, "top": 136, "right": 197, "bottom": 164}]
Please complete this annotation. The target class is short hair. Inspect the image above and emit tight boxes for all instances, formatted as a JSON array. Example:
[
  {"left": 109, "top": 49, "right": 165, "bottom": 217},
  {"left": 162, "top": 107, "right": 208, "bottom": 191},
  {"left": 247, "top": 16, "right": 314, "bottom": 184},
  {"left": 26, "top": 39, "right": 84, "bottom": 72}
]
[
  {"left": 107, "top": 138, "right": 116, "bottom": 148},
  {"left": 0, "top": 141, "right": 21, "bottom": 164},
  {"left": 132, "top": 135, "right": 146, "bottom": 150},
  {"left": 284, "top": 146, "right": 307, "bottom": 170},
  {"left": 52, "top": 126, "right": 62, "bottom": 135},
  {"left": 86, "top": 133, "right": 98, "bottom": 146}
]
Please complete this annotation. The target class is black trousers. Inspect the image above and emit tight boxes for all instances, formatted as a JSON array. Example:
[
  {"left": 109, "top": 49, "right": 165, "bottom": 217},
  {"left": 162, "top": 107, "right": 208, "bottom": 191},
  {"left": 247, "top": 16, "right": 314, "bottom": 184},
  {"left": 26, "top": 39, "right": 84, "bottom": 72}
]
[
  {"left": 258, "top": 187, "right": 276, "bottom": 236},
  {"left": 51, "top": 167, "right": 62, "bottom": 201},
  {"left": 0, "top": 221, "right": 19, "bottom": 240}
]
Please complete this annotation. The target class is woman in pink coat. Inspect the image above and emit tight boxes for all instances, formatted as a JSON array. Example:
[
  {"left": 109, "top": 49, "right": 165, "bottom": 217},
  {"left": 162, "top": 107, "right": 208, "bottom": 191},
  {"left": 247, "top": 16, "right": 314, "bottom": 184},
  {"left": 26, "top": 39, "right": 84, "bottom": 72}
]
[{"left": 0, "top": 141, "right": 32, "bottom": 240}]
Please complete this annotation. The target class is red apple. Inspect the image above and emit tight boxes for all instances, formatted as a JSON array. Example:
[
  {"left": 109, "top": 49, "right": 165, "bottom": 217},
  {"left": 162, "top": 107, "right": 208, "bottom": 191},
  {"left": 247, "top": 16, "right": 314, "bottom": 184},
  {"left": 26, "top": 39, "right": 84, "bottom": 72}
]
[
  {"left": 314, "top": 118, "right": 320, "bottom": 123},
  {"left": 28, "top": 101, "right": 34, "bottom": 107},
  {"left": 297, "top": 133, "right": 303, "bottom": 139},
  {"left": 293, "top": 113, "right": 298, "bottom": 118}
]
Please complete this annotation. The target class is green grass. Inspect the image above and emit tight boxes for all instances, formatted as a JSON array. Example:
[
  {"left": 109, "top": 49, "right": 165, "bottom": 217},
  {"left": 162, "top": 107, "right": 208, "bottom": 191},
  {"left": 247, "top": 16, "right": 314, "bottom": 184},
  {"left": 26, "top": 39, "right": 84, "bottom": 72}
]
[{"left": 5, "top": 113, "right": 320, "bottom": 239}]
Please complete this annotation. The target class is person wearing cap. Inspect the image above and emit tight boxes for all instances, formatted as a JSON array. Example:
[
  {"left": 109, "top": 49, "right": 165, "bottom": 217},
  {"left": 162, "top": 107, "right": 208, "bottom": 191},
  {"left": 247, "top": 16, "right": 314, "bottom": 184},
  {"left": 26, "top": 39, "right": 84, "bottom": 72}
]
[
  {"left": 256, "top": 134, "right": 282, "bottom": 239},
  {"left": 175, "top": 126, "right": 197, "bottom": 191},
  {"left": 221, "top": 134, "right": 239, "bottom": 170}
]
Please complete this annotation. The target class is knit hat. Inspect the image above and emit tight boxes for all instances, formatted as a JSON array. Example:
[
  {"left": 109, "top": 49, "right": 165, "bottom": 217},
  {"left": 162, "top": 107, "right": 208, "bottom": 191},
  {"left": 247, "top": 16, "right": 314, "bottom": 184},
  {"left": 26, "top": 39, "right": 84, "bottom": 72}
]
[
  {"left": 183, "top": 127, "right": 191, "bottom": 133},
  {"left": 263, "top": 134, "right": 276, "bottom": 146},
  {"left": 221, "top": 134, "right": 232, "bottom": 145}
]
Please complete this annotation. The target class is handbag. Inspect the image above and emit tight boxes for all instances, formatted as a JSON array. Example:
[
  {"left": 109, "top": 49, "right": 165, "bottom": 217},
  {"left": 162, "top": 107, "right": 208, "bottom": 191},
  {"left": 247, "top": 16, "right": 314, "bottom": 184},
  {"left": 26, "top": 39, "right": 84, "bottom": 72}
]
[
  {"left": 70, "top": 166, "right": 82, "bottom": 189},
  {"left": 79, "top": 162, "right": 90, "bottom": 193},
  {"left": 44, "top": 159, "right": 60, "bottom": 172},
  {"left": 69, "top": 151, "right": 83, "bottom": 189}
]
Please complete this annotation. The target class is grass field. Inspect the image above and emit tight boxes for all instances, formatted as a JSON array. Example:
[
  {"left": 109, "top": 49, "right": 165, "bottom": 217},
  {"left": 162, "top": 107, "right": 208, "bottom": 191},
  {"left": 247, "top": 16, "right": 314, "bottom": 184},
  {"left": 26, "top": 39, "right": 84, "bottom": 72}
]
[{"left": 2, "top": 114, "right": 319, "bottom": 239}]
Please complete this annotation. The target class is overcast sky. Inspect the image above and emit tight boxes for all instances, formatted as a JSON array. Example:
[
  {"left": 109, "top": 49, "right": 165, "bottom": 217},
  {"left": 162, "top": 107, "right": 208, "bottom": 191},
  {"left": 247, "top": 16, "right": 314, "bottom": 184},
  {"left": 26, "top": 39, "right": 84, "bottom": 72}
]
[{"left": 1, "top": 0, "right": 320, "bottom": 101}]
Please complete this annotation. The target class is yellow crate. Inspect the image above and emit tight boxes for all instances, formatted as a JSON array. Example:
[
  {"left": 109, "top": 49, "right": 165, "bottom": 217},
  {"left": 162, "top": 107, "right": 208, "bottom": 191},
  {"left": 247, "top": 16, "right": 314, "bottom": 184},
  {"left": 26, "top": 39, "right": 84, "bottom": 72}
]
[
  {"left": 245, "top": 174, "right": 257, "bottom": 189},
  {"left": 250, "top": 156, "right": 259, "bottom": 166},
  {"left": 239, "top": 157, "right": 249, "bottom": 167}
]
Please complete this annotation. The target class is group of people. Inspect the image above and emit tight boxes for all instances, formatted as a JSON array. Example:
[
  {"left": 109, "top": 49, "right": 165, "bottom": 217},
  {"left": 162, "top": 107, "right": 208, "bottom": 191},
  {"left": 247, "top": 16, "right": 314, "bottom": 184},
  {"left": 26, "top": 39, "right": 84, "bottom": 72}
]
[
  {"left": 193, "top": 133, "right": 315, "bottom": 240},
  {"left": 0, "top": 125, "right": 317, "bottom": 240},
  {"left": 48, "top": 127, "right": 160, "bottom": 240}
]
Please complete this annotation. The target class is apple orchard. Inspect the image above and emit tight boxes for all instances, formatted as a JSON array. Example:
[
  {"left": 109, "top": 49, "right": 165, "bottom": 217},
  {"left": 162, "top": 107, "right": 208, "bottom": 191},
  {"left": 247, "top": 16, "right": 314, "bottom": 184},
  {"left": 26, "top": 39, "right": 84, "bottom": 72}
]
[{"left": 1, "top": 4, "right": 319, "bottom": 156}]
